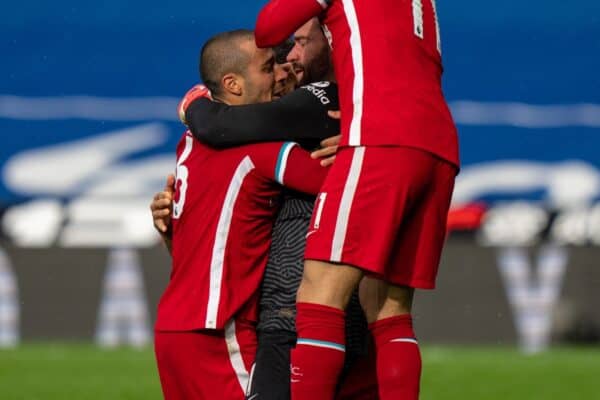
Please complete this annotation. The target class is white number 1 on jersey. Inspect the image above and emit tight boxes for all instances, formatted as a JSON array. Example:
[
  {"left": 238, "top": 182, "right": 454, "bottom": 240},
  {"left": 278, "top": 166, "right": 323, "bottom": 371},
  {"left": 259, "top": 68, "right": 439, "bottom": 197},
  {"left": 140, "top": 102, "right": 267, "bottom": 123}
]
[{"left": 412, "top": 0, "right": 441, "bottom": 55}]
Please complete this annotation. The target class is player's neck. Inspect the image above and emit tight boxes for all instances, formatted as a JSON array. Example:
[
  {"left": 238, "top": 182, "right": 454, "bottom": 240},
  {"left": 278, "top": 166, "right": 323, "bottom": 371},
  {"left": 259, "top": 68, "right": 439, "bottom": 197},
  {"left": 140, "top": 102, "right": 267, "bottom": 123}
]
[{"left": 214, "top": 93, "right": 240, "bottom": 106}]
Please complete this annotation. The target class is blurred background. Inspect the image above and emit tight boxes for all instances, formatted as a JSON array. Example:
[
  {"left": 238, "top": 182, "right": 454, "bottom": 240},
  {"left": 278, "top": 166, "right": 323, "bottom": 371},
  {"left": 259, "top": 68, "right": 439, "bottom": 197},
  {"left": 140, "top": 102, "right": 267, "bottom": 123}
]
[{"left": 1, "top": 0, "right": 599, "bottom": 398}]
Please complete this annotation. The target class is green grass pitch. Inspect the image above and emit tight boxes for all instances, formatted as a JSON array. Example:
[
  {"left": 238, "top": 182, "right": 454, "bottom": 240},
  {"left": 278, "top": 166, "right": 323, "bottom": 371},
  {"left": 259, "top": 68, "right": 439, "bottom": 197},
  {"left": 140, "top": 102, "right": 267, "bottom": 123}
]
[{"left": 0, "top": 344, "right": 598, "bottom": 399}]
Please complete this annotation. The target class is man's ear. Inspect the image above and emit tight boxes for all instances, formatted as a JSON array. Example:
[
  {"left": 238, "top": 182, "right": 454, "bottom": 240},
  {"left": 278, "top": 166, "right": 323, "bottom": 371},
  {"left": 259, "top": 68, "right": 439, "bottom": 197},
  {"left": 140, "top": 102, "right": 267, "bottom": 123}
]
[{"left": 221, "top": 73, "right": 243, "bottom": 97}]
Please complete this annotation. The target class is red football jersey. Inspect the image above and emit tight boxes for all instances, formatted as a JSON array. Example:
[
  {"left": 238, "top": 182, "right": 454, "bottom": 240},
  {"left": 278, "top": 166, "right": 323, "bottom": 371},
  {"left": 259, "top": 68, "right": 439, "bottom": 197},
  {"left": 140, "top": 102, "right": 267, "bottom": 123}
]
[
  {"left": 155, "top": 132, "right": 327, "bottom": 331},
  {"left": 256, "top": 0, "right": 459, "bottom": 167}
]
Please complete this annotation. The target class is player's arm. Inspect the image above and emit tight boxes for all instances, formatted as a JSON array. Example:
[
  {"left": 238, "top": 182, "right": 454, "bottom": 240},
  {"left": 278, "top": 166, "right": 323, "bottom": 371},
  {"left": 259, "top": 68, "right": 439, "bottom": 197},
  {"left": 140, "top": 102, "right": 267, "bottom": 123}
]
[
  {"left": 282, "top": 144, "right": 328, "bottom": 194},
  {"left": 184, "top": 82, "right": 339, "bottom": 148},
  {"left": 255, "top": 0, "right": 329, "bottom": 48},
  {"left": 255, "top": 142, "right": 328, "bottom": 195}
]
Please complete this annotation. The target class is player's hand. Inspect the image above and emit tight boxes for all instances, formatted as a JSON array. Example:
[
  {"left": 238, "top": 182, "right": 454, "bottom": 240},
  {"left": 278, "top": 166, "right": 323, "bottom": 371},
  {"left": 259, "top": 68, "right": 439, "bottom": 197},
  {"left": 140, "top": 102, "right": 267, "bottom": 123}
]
[
  {"left": 311, "top": 134, "right": 341, "bottom": 167},
  {"left": 177, "top": 84, "right": 211, "bottom": 124},
  {"left": 150, "top": 174, "right": 175, "bottom": 234},
  {"left": 328, "top": 110, "right": 341, "bottom": 120}
]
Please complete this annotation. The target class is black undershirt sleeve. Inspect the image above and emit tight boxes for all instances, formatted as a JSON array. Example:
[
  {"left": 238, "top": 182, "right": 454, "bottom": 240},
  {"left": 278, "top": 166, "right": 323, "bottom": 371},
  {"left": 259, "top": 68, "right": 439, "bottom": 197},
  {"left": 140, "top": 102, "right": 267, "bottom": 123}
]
[{"left": 184, "top": 82, "right": 340, "bottom": 150}]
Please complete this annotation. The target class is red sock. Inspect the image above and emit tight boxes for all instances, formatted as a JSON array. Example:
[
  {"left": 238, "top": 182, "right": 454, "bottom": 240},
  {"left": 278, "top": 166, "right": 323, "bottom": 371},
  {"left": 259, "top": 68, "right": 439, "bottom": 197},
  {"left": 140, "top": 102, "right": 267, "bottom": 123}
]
[
  {"left": 370, "top": 315, "right": 422, "bottom": 400},
  {"left": 291, "top": 302, "right": 346, "bottom": 400}
]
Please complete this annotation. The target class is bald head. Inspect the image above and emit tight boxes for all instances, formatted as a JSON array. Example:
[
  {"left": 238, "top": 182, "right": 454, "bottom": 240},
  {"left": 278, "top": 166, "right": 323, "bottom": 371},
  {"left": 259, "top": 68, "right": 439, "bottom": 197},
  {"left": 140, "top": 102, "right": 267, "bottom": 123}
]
[{"left": 199, "top": 29, "right": 255, "bottom": 97}]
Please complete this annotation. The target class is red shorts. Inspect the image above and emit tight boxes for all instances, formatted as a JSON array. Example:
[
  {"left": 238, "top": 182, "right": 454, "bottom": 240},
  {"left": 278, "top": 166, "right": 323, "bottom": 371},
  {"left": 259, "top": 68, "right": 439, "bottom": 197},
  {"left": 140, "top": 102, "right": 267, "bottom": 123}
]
[
  {"left": 305, "top": 146, "right": 456, "bottom": 289},
  {"left": 154, "top": 319, "right": 257, "bottom": 400}
]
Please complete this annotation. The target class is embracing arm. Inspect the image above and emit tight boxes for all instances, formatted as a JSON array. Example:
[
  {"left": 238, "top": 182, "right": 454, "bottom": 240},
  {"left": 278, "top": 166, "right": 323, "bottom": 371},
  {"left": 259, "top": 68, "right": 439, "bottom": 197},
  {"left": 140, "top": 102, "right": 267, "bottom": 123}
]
[
  {"left": 254, "top": 142, "right": 328, "bottom": 195},
  {"left": 185, "top": 82, "right": 339, "bottom": 148},
  {"left": 279, "top": 143, "right": 328, "bottom": 194}
]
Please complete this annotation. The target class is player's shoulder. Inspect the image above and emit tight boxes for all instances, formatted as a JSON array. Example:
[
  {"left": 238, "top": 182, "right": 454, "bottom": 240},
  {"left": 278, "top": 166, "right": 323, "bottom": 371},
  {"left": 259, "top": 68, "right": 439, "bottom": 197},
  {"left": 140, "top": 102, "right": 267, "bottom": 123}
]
[
  {"left": 176, "top": 130, "right": 207, "bottom": 150},
  {"left": 175, "top": 130, "right": 193, "bottom": 152},
  {"left": 176, "top": 130, "right": 223, "bottom": 163}
]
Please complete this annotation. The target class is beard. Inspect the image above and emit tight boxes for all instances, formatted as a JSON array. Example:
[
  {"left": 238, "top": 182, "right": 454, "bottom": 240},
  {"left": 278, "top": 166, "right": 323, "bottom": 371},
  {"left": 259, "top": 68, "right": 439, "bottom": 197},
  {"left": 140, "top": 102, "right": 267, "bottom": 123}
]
[{"left": 295, "top": 47, "right": 331, "bottom": 85}]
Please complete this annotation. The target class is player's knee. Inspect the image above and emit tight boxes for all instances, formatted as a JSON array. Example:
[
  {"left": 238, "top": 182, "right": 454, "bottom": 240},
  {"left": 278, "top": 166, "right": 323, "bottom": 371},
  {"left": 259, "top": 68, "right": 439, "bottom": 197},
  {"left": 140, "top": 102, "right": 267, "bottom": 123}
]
[
  {"left": 297, "top": 260, "right": 362, "bottom": 308},
  {"left": 359, "top": 280, "right": 414, "bottom": 323}
]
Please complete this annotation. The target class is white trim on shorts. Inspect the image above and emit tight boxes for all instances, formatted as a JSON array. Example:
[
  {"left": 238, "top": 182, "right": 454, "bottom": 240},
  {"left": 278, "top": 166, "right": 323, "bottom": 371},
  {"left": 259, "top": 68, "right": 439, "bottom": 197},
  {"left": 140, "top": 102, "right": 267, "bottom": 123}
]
[
  {"left": 225, "top": 319, "right": 250, "bottom": 394},
  {"left": 331, "top": 147, "right": 365, "bottom": 262}
]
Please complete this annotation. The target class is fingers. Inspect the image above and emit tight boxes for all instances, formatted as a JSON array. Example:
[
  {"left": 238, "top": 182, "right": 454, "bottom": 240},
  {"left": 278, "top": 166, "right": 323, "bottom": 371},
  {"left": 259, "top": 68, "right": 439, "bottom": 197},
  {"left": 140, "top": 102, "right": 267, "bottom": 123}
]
[
  {"left": 320, "top": 155, "right": 336, "bottom": 167},
  {"left": 152, "top": 207, "right": 171, "bottom": 218},
  {"left": 328, "top": 110, "right": 341, "bottom": 120},
  {"left": 152, "top": 218, "right": 170, "bottom": 233},
  {"left": 150, "top": 190, "right": 173, "bottom": 234},
  {"left": 150, "top": 192, "right": 173, "bottom": 209},
  {"left": 311, "top": 135, "right": 340, "bottom": 167},
  {"left": 153, "top": 217, "right": 169, "bottom": 233},
  {"left": 150, "top": 197, "right": 172, "bottom": 211},
  {"left": 165, "top": 174, "right": 176, "bottom": 192},
  {"left": 320, "top": 134, "right": 341, "bottom": 148},
  {"left": 311, "top": 145, "right": 338, "bottom": 160}
]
